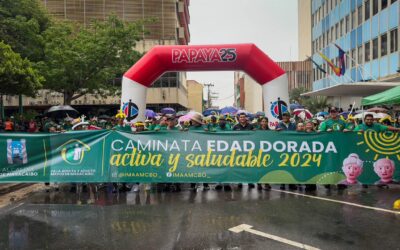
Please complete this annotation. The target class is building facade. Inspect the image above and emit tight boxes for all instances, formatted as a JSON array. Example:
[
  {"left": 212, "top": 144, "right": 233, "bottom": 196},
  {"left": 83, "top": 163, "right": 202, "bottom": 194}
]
[
  {"left": 298, "top": 0, "right": 312, "bottom": 60},
  {"left": 4, "top": 0, "right": 192, "bottom": 115},
  {"left": 311, "top": 0, "right": 399, "bottom": 91},
  {"left": 233, "top": 60, "right": 312, "bottom": 113},
  {"left": 186, "top": 80, "right": 204, "bottom": 112}
]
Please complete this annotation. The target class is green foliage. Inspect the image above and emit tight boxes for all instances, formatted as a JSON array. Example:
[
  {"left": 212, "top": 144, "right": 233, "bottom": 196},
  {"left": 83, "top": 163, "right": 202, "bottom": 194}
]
[
  {"left": 39, "top": 16, "right": 145, "bottom": 104},
  {"left": 0, "top": 42, "right": 43, "bottom": 96},
  {"left": 289, "top": 87, "right": 309, "bottom": 105},
  {"left": 303, "top": 96, "right": 330, "bottom": 114},
  {"left": 0, "top": 0, "right": 50, "bottom": 61}
]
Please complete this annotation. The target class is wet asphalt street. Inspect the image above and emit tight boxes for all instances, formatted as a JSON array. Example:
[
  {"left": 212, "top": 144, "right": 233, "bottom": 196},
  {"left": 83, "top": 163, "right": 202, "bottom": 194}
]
[{"left": 0, "top": 184, "right": 399, "bottom": 250}]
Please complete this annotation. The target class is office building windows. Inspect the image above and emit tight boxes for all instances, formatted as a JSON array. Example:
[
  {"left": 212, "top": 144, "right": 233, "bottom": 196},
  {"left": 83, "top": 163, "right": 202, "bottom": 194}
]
[
  {"left": 345, "top": 15, "right": 350, "bottom": 33},
  {"left": 390, "top": 29, "right": 398, "bottom": 53},
  {"left": 365, "top": 0, "right": 370, "bottom": 21},
  {"left": 358, "top": 45, "right": 363, "bottom": 63},
  {"left": 351, "top": 49, "right": 356, "bottom": 68},
  {"left": 336, "top": 23, "right": 339, "bottom": 39},
  {"left": 351, "top": 11, "right": 356, "bottom": 30},
  {"left": 381, "top": 33, "right": 388, "bottom": 57},
  {"left": 372, "top": 0, "right": 379, "bottom": 16},
  {"left": 331, "top": 27, "right": 335, "bottom": 41},
  {"left": 340, "top": 19, "right": 345, "bottom": 37},
  {"left": 365, "top": 42, "right": 371, "bottom": 62},
  {"left": 382, "top": 0, "right": 388, "bottom": 9},
  {"left": 372, "top": 38, "right": 379, "bottom": 59},
  {"left": 358, "top": 6, "right": 363, "bottom": 25}
]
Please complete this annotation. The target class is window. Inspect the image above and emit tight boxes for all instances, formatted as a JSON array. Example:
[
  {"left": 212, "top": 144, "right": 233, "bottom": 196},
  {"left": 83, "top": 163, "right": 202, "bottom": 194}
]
[
  {"left": 336, "top": 23, "right": 339, "bottom": 39},
  {"left": 381, "top": 33, "right": 388, "bottom": 57},
  {"left": 372, "top": 0, "right": 379, "bottom": 15},
  {"left": 351, "top": 11, "right": 356, "bottom": 30},
  {"left": 365, "top": 42, "right": 371, "bottom": 62},
  {"left": 365, "top": 0, "right": 370, "bottom": 21},
  {"left": 382, "top": 0, "right": 388, "bottom": 9},
  {"left": 331, "top": 27, "right": 335, "bottom": 41},
  {"left": 358, "top": 45, "right": 363, "bottom": 63},
  {"left": 340, "top": 19, "right": 345, "bottom": 37},
  {"left": 372, "top": 38, "right": 378, "bottom": 59},
  {"left": 390, "top": 29, "right": 398, "bottom": 53},
  {"left": 345, "top": 15, "right": 350, "bottom": 33},
  {"left": 358, "top": 6, "right": 363, "bottom": 25},
  {"left": 351, "top": 49, "right": 356, "bottom": 67}
]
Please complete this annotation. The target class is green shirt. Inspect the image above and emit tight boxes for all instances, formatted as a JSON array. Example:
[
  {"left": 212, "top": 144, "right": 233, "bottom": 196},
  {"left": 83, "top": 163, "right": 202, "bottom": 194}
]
[
  {"left": 188, "top": 125, "right": 205, "bottom": 131},
  {"left": 354, "top": 123, "right": 388, "bottom": 132},
  {"left": 345, "top": 123, "right": 356, "bottom": 131},
  {"left": 319, "top": 118, "right": 346, "bottom": 131}
]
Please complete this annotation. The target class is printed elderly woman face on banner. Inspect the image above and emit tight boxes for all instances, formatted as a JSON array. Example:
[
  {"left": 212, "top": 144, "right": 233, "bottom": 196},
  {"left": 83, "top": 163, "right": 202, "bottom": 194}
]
[
  {"left": 340, "top": 153, "right": 364, "bottom": 185},
  {"left": 374, "top": 158, "right": 397, "bottom": 184}
]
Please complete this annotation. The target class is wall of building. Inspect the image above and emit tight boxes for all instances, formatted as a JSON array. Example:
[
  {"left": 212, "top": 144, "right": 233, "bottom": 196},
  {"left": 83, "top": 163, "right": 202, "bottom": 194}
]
[
  {"left": 186, "top": 80, "right": 204, "bottom": 112},
  {"left": 311, "top": 0, "right": 400, "bottom": 90},
  {"left": 298, "top": 0, "right": 312, "bottom": 60},
  {"left": 277, "top": 60, "right": 313, "bottom": 91},
  {"left": 233, "top": 72, "right": 263, "bottom": 113}
]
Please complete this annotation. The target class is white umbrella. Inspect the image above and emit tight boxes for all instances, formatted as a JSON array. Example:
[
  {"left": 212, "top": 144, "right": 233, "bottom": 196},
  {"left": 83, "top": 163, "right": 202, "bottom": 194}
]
[{"left": 353, "top": 112, "right": 375, "bottom": 119}]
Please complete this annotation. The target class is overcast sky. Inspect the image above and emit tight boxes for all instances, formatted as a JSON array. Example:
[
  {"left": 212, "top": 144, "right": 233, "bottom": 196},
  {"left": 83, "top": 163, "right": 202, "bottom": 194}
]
[{"left": 187, "top": 0, "right": 298, "bottom": 108}]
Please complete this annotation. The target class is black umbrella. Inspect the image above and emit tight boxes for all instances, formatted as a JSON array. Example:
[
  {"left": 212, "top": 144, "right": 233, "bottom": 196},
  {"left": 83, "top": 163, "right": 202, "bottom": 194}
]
[{"left": 45, "top": 105, "right": 79, "bottom": 117}]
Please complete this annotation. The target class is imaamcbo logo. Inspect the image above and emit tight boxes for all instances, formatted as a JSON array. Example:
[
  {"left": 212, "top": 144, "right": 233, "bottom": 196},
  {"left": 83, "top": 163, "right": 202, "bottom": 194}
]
[
  {"left": 122, "top": 99, "right": 139, "bottom": 121},
  {"left": 270, "top": 98, "right": 288, "bottom": 119},
  {"left": 172, "top": 48, "right": 237, "bottom": 63},
  {"left": 7, "top": 139, "right": 28, "bottom": 164},
  {"left": 57, "top": 139, "right": 91, "bottom": 165}
]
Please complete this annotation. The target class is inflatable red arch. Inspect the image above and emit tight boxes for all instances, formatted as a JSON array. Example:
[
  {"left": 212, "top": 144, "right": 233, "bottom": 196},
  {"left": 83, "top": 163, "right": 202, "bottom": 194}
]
[{"left": 121, "top": 43, "right": 288, "bottom": 127}]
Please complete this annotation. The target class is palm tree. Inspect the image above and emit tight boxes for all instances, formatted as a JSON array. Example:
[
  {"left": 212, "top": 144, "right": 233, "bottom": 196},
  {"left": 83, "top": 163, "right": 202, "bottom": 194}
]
[{"left": 303, "top": 96, "right": 330, "bottom": 114}]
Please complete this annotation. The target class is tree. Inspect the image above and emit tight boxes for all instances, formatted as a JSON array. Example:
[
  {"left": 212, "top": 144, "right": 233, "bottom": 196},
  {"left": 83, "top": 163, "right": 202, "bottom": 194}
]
[
  {"left": 303, "top": 96, "right": 330, "bottom": 114},
  {"left": 0, "top": 42, "right": 43, "bottom": 97},
  {"left": 0, "top": 0, "right": 50, "bottom": 62},
  {"left": 39, "top": 16, "right": 144, "bottom": 104},
  {"left": 289, "top": 87, "right": 309, "bottom": 105}
]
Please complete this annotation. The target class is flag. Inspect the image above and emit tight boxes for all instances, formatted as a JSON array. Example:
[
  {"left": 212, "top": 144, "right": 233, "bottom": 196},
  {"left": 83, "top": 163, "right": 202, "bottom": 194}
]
[
  {"left": 309, "top": 57, "right": 326, "bottom": 74},
  {"left": 334, "top": 43, "right": 346, "bottom": 75},
  {"left": 318, "top": 52, "right": 341, "bottom": 76}
]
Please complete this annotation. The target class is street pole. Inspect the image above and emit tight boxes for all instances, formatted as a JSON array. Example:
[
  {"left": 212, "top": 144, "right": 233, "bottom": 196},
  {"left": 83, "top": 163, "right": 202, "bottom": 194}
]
[{"left": 204, "top": 83, "right": 214, "bottom": 109}]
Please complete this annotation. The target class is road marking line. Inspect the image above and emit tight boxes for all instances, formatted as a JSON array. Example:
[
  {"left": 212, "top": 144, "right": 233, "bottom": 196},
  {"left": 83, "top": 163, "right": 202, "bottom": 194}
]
[
  {"left": 229, "top": 224, "right": 320, "bottom": 250},
  {"left": 271, "top": 189, "right": 400, "bottom": 215}
]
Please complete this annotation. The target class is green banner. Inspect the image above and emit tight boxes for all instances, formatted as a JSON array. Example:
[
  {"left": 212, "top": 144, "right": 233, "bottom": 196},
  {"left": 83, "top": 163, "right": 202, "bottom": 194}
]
[{"left": 1, "top": 130, "right": 399, "bottom": 185}]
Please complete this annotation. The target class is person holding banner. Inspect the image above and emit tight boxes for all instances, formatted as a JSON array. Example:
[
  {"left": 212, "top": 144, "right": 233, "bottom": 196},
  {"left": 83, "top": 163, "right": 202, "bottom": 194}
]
[
  {"left": 257, "top": 117, "right": 271, "bottom": 190},
  {"left": 275, "top": 112, "right": 296, "bottom": 131},
  {"left": 354, "top": 114, "right": 400, "bottom": 132},
  {"left": 319, "top": 107, "right": 346, "bottom": 132},
  {"left": 275, "top": 112, "right": 297, "bottom": 190},
  {"left": 186, "top": 112, "right": 210, "bottom": 191}
]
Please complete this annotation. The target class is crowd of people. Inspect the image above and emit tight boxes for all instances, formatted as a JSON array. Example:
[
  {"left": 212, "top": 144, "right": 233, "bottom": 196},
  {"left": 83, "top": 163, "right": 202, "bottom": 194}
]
[{"left": 1, "top": 106, "right": 400, "bottom": 194}]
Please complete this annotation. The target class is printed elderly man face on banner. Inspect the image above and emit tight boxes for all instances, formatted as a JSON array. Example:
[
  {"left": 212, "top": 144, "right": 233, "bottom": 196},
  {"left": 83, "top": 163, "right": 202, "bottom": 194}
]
[
  {"left": 374, "top": 158, "right": 397, "bottom": 184},
  {"left": 340, "top": 153, "right": 364, "bottom": 185}
]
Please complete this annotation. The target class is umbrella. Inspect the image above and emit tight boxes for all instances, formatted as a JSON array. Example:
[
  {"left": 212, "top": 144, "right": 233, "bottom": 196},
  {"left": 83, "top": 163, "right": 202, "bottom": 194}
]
[
  {"left": 176, "top": 111, "right": 188, "bottom": 117},
  {"left": 145, "top": 109, "right": 157, "bottom": 118},
  {"left": 45, "top": 105, "right": 79, "bottom": 117},
  {"left": 220, "top": 106, "right": 238, "bottom": 115},
  {"left": 353, "top": 112, "right": 375, "bottom": 119},
  {"left": 98, "top": 114, "right": 111, "bottom": 119},
  {"left": 366, "top": 107, "right": 388, "bottom": 113},
  {"left": 236, "top": 109, "right": 250, "bottom": 115},
  {"left": 202, "top": 109, "right": 219, "bottom": 116},
  {"left": 290, "top": 103, "right": 303, "bottom": 110},
  {"left": 178, "top": 114, "right": 192, "bottom": 123},
  {"left": 293, "top": 108, "right": 313, "bottom": 120},
  {"left": 161, "top": 107, "right": 176, "bottom": 115},
  {"left": 255, "top": 111, "right": 265, "bottom": 117},
  {"left": 374, "top": 113, "right": 390, "bottom": 119},
  {"left": 339, "top": 111, "right": 353, "bottom": 119},
  {"left": 316, "top": 111, "right": 329, "bottom": 117}
]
